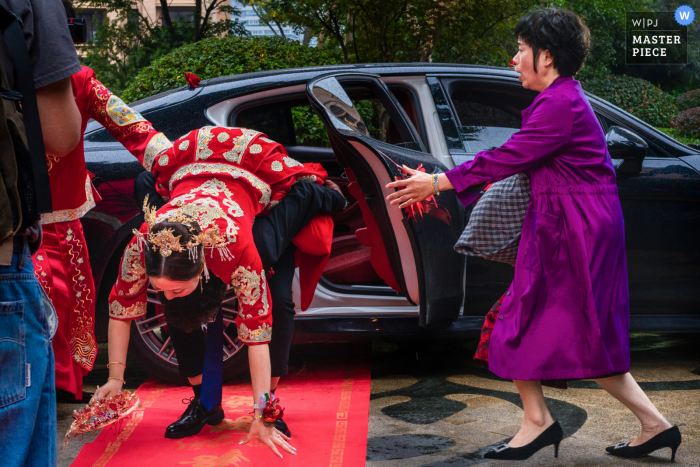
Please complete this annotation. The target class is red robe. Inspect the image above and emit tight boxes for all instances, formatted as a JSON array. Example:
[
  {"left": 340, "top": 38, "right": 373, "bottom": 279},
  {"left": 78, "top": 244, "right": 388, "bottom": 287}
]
[
  {"left": 108, "top": 126, "right": 333, "bottom": 344},
  {"left": 32, "top": 66, "right": 171, "bottom": 398}
]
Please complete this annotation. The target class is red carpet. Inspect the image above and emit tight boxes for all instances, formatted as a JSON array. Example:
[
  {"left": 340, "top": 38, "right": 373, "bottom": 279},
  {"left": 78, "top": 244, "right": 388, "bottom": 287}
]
[{"left": 72, "top": 363, "right": 371, "bottom": 467}]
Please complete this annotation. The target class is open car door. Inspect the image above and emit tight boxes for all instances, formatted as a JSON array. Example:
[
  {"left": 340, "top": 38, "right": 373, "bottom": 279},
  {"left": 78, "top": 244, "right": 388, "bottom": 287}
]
[{"left": 307, "top": 73, "right": 466, "bottom": 326}]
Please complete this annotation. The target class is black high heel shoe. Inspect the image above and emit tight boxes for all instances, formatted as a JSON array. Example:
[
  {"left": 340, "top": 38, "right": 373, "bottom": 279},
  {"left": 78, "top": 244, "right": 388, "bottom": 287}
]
[
  {"left": 483, "top": 421, "right": 563, "bottom": 460},
  {"left": 606, "top": 426, "right": 682, "bottom": 461}
]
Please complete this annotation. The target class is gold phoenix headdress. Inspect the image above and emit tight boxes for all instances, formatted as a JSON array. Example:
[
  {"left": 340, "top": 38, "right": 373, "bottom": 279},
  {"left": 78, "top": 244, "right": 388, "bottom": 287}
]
[{"left": 132, "top": 196, "right": 229, "bottom": 262}]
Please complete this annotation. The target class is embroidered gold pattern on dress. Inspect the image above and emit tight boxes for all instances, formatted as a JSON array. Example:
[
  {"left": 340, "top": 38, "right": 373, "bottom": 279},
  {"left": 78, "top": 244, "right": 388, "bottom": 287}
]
[
  {"left": 249, "top": 144, "right": 262, "bottom": 154},
  {"left": 109, "top": 300, "right": 147, "bottom": 319},
  {"left": 161, "top": 196, "right": 239, "bottom": 243},
  {"left": 143, "top": 133, "right": 173, "bottom": 171},
  {"left": 217, "top": 132, "right": 230, "bottom": 142},
  {"left": 231, "top": 266, "right": 262, "bottom": 305},
  {"left": 184, "top": 179, "right": 246, "bottom": 219},
  {"left": 260, "top": 272, "right": 269, "bottom": 315},
  {"left": 237, "top": 323, "right": 272, "bottom": 343},
  {"left": 283, "top": 156, "right": 303, "bottom": 168},
  {"left": 169, "top": 163, "right": 271, "bottom": 206},
  {"left": 41, "top": 175, "right": 96, "bottom": 225},
  {"left": 179, "top": 140, "right": 190, "bottom": 151},
  {"left": 46, "top": 154, "right": 60, "bottom": 172},
  {"left": 196, "top": 126, "right": 216, "bottom": 160},
  {"left": 120, "top": 243, "right": 146, "bottom": 295},
  {"left": 106, "top": 95, "right": 147, "bottom": 126},
  {"left": 271, "top": 161, "right": 283, "bottom": 172},
  {"left": 158, "top": 155, "right": 169, "bottom": 166},
  {"left": 223, "top": 129, "right": 260, "bottom": 163}
]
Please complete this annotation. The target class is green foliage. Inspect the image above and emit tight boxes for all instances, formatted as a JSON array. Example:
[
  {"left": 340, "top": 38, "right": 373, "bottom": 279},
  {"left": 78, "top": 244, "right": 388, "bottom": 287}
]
[
  {"left": 121, "top": 36, "right": 339, "bottom": 103},
  {"left": 676, "top": 89, "right": 700, "bottom": 112},
  {"left": 551, "top": 0, "right": 647, "bottom": 80},
  {"left": 291, "top": 107, "right": 330, "bottom": 147},
  {"left": 657, "top": 127, "right": 700, "bottom": 146},
  {"left": 671, "top": 108, "right": 700, "bottom": 137},
  {"left": 581, "top": 75, "right": 678, "bottom": 127},
  {"left": 432, "top": 0, "right": 540, "bottom": 67},
  {"left": 80, "top": 0, "right": 248, "bottom": 96}
]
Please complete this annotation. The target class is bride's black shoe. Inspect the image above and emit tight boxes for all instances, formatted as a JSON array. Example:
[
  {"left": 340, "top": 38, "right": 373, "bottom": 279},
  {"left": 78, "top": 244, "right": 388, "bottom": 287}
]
[
  {"left": 164, "top": 396, "right": 225, "bottom": 439},
  {"left": 275, "top": 418, "right": 291, "bottom": 438},
  {"left": 606, "top": 426, "right": 682, "bottom": 461},
  {"left": 483, "top": 421, "right": 563, "bottom": 460}
]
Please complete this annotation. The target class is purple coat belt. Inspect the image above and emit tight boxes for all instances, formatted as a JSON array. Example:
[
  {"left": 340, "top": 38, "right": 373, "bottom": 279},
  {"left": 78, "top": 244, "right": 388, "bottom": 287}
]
[{"left": 446, "top": 76, "right": 630, "bottom": 380}]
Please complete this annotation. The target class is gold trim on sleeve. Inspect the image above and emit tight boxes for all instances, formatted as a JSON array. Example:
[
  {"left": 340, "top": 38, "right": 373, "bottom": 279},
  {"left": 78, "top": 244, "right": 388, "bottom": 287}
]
[
  {"left": 237, "top": 323, "right": 272, "bottom": 344},
  {"left": 143, "top": 133, "right": 173, "bottom": 171},
  {"left": 109, "top": 301, "right": 147, "bottom": 319}
]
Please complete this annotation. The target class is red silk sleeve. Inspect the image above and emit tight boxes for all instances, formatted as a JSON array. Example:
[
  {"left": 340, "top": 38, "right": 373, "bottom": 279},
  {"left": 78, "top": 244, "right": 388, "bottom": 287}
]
[{"left": 84, "top": 71, "right": 172, "bottom": 171}]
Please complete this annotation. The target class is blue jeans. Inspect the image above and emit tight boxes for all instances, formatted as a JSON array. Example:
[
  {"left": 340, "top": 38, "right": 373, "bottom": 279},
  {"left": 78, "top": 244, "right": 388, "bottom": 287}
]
[{"left": 0, "top": 240, "right": 57, "bottom": 467}]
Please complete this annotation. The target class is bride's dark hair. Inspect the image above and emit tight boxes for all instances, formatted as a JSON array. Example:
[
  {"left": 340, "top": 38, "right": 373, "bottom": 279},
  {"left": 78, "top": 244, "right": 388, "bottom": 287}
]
[
  {"left": 160, "top": 274, "right": 228, "bottom": 332},
  {"left": 143, "top": 221, "right": 205, "bottom": 281}
]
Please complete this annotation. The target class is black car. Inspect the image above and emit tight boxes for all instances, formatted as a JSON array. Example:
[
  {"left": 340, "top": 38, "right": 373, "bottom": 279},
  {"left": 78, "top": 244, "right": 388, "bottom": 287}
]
[{"left": 82, "top": 64, "right": 700, "bottom": 382}]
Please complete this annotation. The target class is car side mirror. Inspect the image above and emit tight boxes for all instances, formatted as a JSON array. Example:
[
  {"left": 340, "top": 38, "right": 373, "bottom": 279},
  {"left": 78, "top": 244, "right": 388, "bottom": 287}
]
[{"left": 605, "top": 126, "right": 647, "bottom": 175}]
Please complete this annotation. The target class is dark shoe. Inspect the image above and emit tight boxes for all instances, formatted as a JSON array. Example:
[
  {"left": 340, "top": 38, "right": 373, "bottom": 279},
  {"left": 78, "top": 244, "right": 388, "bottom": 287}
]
[
  {"left": 164, "top": 397, "right": 225, "bottom": 439},
  {"left": 606, "top": 426, "right": 682, "bottom": 461},
  {"left": 483, "top": 421, "right": 563, "bottom": 460},
  {"left": 275, "top": 418, "right": 291, "bottom": 438}
]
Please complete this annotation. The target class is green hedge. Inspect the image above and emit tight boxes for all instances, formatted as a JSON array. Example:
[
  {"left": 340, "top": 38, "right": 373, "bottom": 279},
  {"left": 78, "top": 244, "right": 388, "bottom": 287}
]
[
  {"left": 121, "top": 36, "right": 340, "bottom": 103},
  {"left": 676, "top": 89, "right": 700, "bottom": 112},
  {"left": 657, "top": 126, "right": 700, "bottom": 146},
  {"left": 671, "top": 107, "right": 700, "bottom": 138},
  {"left": 581, "top": 75, "right": 678, "bottom": 128}
]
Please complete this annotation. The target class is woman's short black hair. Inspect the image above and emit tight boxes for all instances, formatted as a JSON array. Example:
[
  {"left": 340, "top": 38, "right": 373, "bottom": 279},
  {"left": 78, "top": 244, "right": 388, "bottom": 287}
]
[
  {"left": 515, "top": 8, "right": 591, "bottom": 77},
  {"left": 144, "top": 221, "right": 205, "bottom": 281},
  {"left": 160, "top": 274, "right": 228, "bottom": 332}
]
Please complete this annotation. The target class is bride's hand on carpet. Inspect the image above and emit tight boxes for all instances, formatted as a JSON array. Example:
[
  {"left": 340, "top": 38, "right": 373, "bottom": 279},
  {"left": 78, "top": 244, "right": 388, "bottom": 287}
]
[
  {"left": 94, "top": 379, "right": 123, "bottom": 400},
  {"left": 240, "top": 419, "right": 296, "bottom": 458}
]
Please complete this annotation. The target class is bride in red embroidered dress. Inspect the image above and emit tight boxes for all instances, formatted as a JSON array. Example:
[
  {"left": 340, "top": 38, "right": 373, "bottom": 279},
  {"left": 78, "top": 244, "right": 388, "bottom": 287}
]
[{"left": 95, "top": 126, "right": 335, "bottom": 457}]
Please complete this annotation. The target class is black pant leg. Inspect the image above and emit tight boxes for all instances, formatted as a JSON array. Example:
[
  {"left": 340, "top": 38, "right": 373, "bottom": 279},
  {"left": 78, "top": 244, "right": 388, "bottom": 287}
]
[
  {"left": 134, "top": 171, "right": 166, "bottom": 210},
  {"left": 267, "top": 244, "right": 297, "bottom": 377},
  {"left": 168, "top": 324, "right": 206, "bottom": 379},
  {"left": 253, "top": 181, "right": 345, "bottom": 269}
]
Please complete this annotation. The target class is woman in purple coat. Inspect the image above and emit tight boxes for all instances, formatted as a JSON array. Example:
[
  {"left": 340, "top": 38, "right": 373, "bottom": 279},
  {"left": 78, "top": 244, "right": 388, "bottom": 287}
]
[{"left": 387, "top": 8, "right": 681, "bottom": 462}]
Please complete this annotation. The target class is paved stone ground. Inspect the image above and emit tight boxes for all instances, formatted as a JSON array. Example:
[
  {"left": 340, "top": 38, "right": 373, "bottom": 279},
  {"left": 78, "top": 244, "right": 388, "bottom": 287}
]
[
  {"left": 57, "top": 335, "right": 700, "bottom": 466},
  {"left": 368, "top": 334, "right": 700, "bottom": 466}
]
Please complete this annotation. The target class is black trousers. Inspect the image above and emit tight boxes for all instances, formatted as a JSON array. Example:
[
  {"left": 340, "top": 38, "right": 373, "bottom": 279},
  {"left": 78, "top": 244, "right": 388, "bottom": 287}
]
[{"left": 134, "top": 171, "right": 344, "bottom": 378}]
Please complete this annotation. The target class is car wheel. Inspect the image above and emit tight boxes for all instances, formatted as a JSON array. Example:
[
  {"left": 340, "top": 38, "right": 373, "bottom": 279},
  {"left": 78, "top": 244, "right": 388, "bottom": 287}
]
[{"left": 129, "top": 286, "right": 248, "bottom": 385}]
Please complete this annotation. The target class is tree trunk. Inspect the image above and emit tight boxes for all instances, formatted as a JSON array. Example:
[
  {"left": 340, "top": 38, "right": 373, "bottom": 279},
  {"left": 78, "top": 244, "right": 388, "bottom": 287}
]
[
  {"left": 194, "top": 0, "right": 203, "bottom": 41},
  {"left": 276, "top": 22, "right": 286, "bottom": 39},
  {"left": 159, "top": 0, "right": 172, "bottom": 27},
  {"left": 303, "top": 27, "right": 312, "bottom": 46}
]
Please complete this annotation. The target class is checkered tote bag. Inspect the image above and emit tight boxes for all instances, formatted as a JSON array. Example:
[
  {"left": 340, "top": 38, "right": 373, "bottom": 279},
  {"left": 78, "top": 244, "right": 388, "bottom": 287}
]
[{"left": 454, "top": 173, "right": 530, "bottom": 266}]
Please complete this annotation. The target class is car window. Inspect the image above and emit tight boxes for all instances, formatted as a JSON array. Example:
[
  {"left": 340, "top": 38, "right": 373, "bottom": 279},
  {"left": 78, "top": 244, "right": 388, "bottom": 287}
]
[
  {"left": 234, "top": 100, "right": 331, "bottom": 148},
  {"left": 333, "top": 81, "right": 424, "bottom": 151},
  {"left": 235, "top": 85, "right": 425, "bottom": 151},
  {"left": 449, "top": 86, "right": 531, "bottom": 155},
  {"left": 596, "top": 113, "right": 671, "bottom": 158}
]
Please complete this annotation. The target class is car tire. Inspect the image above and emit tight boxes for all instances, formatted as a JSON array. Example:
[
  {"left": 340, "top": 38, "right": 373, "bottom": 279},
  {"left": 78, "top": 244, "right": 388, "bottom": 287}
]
[{"left": 128, "top": 288, "right": 249, "bottom": 385}]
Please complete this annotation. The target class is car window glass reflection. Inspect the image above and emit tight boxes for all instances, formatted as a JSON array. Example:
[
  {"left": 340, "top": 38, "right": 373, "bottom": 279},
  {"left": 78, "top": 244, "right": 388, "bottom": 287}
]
[
  {"left": 450, "top": 88, "right": 527, "bottom": 155},
  {"left": 312, "top": 78, "right": 370, "bottom": 136}
]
